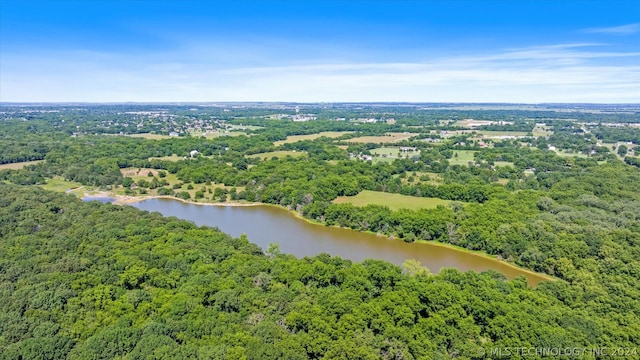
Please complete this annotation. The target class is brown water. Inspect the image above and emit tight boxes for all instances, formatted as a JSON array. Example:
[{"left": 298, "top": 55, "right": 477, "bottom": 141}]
[{"left": 131, "top": 198, "right": 550, "bottom": 286}]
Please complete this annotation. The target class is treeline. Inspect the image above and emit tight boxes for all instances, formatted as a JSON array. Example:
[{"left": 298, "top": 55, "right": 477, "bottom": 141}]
[
  {"left": 299, "top": 161, "right": 640, "bottom": 272},
  {"left": 476, "top": 119, "right": 534, "bottom": 132},
  {"left": 625, "top": 156, "right": 640, "bottom": 168},
  {"left": 0, "top": 120, "right": 66, "bottom": 164},
  {"left": 592, "top": 126, "right": 640, "bottom": 145},
  {"left": 0, "top": 133, "right": 276, "bottom": 186},
  {"left": 1, "top": 185, "right": 639, "bottom": 359}
]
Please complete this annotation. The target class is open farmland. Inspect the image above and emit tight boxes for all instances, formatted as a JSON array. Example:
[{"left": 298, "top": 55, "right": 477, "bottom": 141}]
[
  {"left": 347, "top": 132, "right": 415, "bottom": 144},
  {"left": 273, "top": 131, "right": 352, "bottom": 146}
]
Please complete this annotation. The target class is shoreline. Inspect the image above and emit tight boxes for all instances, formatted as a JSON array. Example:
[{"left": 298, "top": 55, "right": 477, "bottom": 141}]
[
  {"left": 84, "top": 191, "right": 556, "bottom": 284},
  {"left": 412, "top": 239, "right": 556, "bottom": 282},
  {"left": 84, "top": 191, "right": 264, "bottom": 207}
]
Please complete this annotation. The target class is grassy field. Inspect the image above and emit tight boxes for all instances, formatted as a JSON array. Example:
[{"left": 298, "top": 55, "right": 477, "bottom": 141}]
[
  {"left": 126, "top": 133, "right": 172, "bottom": 140},
  {"left": 190, "top": 131, "right": 247, "bottom": 138},
  {"left": 333, "top": 190, "right": 453, "bottom": 211},
  {"left": 476, "top": 130, "right": 529, "bottom": 138},
  {"left": 36, "top": 169, "right": 246, "bottom": 204},
  {"left": 227, "top": 124, "right": 263, "bottom": 131},
  {"left": 273, "top": 131, "right": 352, "bottom": 146},
  {"left": 453, "top": 119, "right": 496, "bottom": 127},
  {"left": 371, "top": 157, "right": 396, "bottom": 163},
  {"left": 120, "top": 168, "right": 186, "bottom": 188},
  {"left": 347, "top": 132, "right": 414, "bottom": 144},
  {"left": 370, "top": 147, "right": 419, "bottom": 157},
  {"left": 395, "top": 171, "right": 444, "bottom": 185},
  {"left": 555, "top": 150, "right": 588, "bottom": 158},
  {"left": 118, "top": 167, "right": 244, "bottom": 201},
  {"left": 493, "top": 161, "right": 515, "bottom": 167},
  {"left": 532, "top": 126, "right": 553, "bottom": 137},
  {"left": 601, "top": 142, "right": 618, "bottom": 151},
  {"left": 121, "top": 167, "right": 164, "bottom": 179},
  {"left": 39, "top": 177, "right": 83, "bottom": 193},
  {"left": 370, "top": 148, "right": 395, "bottom": 156},
  {"left": 0, "top": 160, "right": 43, "bottom": 170},
  {"left": 148, "top": 154, "right": 186, "bottom": 161},
  {"left": 418, "top": 172, "right": 444, "bottom": 184},
  {"left": 602, "top": 142, "right": 638, "bottom": 156},
  {"left": 246, "top": 150, "right": 306, "bottom": 160},
  {"left": 449, "top": 150, "right": 477, "bottom": 165},
  {"left": 369, "top": 147, "right": 420, "bottom": 163},
  {"left": 438, "top": 130, "right": 476, "bottom": 138}
]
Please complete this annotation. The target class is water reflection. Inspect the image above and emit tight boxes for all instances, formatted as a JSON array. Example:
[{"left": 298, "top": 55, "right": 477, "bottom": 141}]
[{"left": 131, "top": 198, "right": 549, "bottom": 286}]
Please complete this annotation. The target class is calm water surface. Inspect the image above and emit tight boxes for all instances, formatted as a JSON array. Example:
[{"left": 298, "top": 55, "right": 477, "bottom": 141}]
[
  {"left": 83, "top": 196, "right": 115, "bottom": 203},
  {"left": 131, "top": 198, "right": 548, "bottom": 286}
]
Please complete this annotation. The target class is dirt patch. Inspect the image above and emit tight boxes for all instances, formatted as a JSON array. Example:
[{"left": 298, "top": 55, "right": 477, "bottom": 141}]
[
  {"left": 120, "top": 168, "right": 160, "bottom": 177},
  {"left": 0, "top": 160, "right": 43, "bottom": 170}
]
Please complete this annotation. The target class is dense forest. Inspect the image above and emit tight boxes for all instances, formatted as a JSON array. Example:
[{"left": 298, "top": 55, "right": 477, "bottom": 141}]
[
  {"left": 1, "top": 104, "right": 640, "bottom": 358},
  {"left": 1, "top": 185, "right": 639, "bottom": 359}
]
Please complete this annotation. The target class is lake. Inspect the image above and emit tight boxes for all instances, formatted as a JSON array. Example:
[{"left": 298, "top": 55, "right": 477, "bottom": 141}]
[
  {"left": 82, "top": 196, "right": 116, "bottom": 203},
  {"left": 131, "top": 198, "right": 550, "bottom": 286}
]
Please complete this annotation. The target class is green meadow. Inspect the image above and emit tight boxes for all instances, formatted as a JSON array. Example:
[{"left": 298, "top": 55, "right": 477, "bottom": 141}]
[{"left": 333, "top": 190, "right": 453, "bottom": 211}]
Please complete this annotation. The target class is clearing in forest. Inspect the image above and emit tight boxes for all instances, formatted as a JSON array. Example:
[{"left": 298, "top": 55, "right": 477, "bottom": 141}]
[
  {"left": 125, "top": 133, "right": 172, "bottom": 140},
  {"left": 273, "top": 131, "right": 352, "bottom": 146},
  {"left": 190, "top": 131, "right": 247, "bottom": 138},
  {"left": 148, "top": 154, "right": 186, "bottom": 161},
  {"left": 347, "top": 132, "right": 414, "bottom": 144},
  {"left": 39, "top": 177, "right": 83, "bottom": 192},
  {"left": 121, "top": 168, "right": 162, "bottom": 178},
  {"left": 369, "top": 147, "right": 420, "bottom": 163},
  {"left": 449, "top": 150, "right": 477, "bottom": 166},
  {"left": 554, "top": 150, "right": 588, "bottom": 158},
  {"left": 0, "top": 160, "right": 43, "bottom": 170},
  {"left": 476, "top": 130, "right": 529, "bottom": 138},
  {"left": 247, "top": 150, "right": 306, "bottom": 160},
  {"left": 333, "top": 190, "right": 453, "bottom": 211}
]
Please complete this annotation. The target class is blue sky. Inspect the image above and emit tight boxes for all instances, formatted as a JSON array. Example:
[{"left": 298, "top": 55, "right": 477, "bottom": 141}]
[{"left": 1, "top": 0, "right": 638, "bottom": 103}]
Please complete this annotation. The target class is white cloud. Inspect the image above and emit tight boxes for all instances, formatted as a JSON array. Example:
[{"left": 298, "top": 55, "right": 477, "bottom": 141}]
[
  {"left": 1, "top": 43, "right": 639, "bottom": 103},
  {"left": 581, "top": 23, "right": 640, "bottom": 35}
]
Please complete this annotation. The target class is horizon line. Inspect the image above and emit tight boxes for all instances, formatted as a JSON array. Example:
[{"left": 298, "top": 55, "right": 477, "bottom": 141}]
[{"left": 2, "top": 101, "right": 639, "bottom": 106}]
